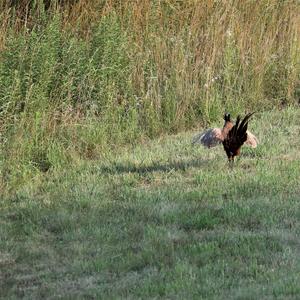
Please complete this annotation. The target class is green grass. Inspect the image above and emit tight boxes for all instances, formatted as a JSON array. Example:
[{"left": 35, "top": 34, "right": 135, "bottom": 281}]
[
  {"left": 0, "top": 1, "right": 299, "bottom": 181},
  {"left": 1, "top": 108, "right": 300, "bottom": 299},
  {"left": 0, "top": 2, "right": 299, "bottom": 297}
]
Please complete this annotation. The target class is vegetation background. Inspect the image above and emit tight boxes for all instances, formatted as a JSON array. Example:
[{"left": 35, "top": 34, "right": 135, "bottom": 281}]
[
  {"left": 0, "top": 1, "right": 300, "bottom": 298},
  {"left": 0, "top": 0, "right": 299, "bottom": 190}
]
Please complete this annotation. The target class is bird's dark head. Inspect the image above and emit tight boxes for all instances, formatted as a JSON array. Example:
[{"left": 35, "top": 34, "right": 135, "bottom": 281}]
[{"left": 224, "top": 113, "right": 231, "bottom": 122}]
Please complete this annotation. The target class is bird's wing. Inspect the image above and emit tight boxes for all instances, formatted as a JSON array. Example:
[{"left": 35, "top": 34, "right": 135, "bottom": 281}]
[
  {"left": 245, "top": 130, "right": 258, "bottom": 148},
  {"left": 192, "top": 128, "right": 223, "bottom": 148}
]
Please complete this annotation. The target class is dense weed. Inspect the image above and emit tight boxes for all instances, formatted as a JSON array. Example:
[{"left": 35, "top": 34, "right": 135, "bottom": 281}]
[{"left": 0, "top": 0, "right": 299, "bottom": 190}]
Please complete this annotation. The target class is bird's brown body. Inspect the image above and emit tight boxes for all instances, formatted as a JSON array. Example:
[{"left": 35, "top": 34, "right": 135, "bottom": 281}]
[{"left": 192, "top": 113, "right": 258, "bottom": 163}]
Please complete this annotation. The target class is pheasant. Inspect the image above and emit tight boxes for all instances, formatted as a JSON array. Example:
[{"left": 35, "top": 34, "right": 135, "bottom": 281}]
[{"left": 192, "top": 113, "right": 258, "bottom": 164}]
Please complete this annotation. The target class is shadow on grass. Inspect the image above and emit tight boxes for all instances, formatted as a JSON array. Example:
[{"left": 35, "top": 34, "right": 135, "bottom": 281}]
[{"left": 99, "top": 158, "right": 211, "bottom": 175}]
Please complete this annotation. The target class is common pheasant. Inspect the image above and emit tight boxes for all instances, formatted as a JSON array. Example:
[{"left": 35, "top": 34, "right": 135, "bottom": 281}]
[{"left": 192, "top": 113, "right": 258, "bottom": 164}]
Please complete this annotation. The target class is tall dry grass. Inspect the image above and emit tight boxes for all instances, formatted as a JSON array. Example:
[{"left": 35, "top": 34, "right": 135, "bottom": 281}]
[{"left": 0, "top": 0, "right": 299, "bottom": 190}]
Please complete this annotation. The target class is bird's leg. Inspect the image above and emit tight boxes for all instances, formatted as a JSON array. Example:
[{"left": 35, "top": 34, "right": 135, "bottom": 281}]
[{"left": 228, "top": 157, "right": 234, "bottom": 169}]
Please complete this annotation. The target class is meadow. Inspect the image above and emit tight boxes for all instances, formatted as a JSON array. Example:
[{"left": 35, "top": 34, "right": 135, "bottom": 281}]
[
  {"left": 0, "top": 0, "right": 300, "bottom": 298},
  {"left": 1, "top": 108, "right": 300, "bottom": 299}
]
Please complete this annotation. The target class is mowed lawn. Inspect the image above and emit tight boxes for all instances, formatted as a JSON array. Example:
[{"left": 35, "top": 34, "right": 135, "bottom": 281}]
[{"left": 1, "top": 108, "right": 300, "bottom": 299}]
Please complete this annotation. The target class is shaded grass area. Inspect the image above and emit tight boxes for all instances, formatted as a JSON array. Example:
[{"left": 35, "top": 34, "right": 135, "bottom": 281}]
[{"left": 1, "top": 109, "right": 300, "bottom": 299}]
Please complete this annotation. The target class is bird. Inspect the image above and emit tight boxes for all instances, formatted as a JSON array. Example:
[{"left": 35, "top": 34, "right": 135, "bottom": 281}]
[{"left": 192, "top": 113, "right": 258, "bottom": 165}]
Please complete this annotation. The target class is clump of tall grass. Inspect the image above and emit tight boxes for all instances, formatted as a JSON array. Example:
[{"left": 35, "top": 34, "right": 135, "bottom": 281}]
[{"left": 0, "top": 0, "right": 299, "bottom": 190}]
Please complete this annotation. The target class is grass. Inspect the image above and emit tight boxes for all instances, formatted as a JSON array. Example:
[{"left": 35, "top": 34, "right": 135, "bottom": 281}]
[
  {"left": 1, "top": 108, "right": 300, "bottom": 299},
  {"left": 0, "top": 1, "right": 299, "bottom": 186},
  {"left": 0, "top": 1, "right": 299, "bottom": 297}
]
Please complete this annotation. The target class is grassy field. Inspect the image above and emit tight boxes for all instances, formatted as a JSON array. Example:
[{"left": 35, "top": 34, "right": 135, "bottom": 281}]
[
  {"left": 0, "top": 1, "right": 299, "bottom": 187},
  {"left": 1, "top": 108, "right": 300, "bottom": 299},
  {"left": 0, "top": 1, "right": 299, "bottom": 298}
]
